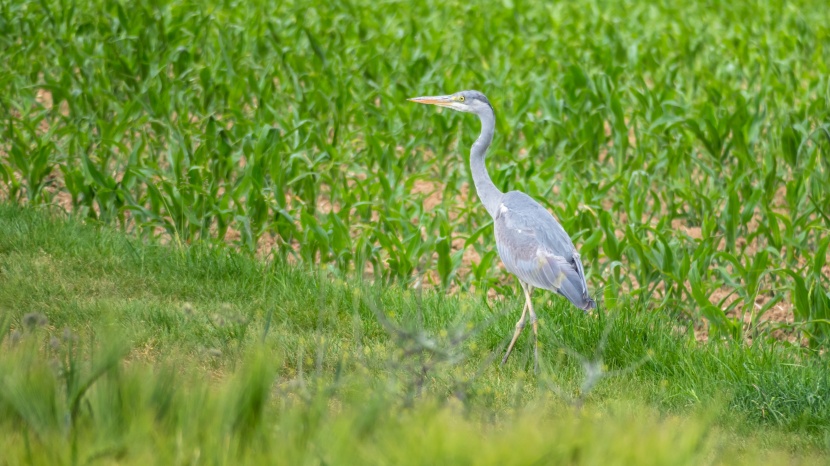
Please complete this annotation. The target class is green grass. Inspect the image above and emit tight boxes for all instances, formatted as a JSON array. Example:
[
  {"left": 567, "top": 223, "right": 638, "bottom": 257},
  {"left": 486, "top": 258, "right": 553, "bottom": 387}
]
[
  {"left": 2, "top": 0, "right": 830, "bottom": 462},
  {"left": 1, "top": 205, "right": 829, "bottom": 464},
  {"left": 2, "top": 0, "right": 830, "bottom": 342}
]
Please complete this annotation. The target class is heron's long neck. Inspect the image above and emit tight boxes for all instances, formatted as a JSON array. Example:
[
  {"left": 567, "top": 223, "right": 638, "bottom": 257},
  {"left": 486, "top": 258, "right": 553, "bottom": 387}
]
[{"left": 471, "top": 107, "right": 502, "bottom": 218}]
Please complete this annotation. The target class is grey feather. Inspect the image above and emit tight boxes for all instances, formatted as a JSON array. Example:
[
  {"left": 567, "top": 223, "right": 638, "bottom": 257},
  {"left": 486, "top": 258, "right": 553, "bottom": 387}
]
[{"left": 494, "top": 191, "right": 595, "bottom": 310}]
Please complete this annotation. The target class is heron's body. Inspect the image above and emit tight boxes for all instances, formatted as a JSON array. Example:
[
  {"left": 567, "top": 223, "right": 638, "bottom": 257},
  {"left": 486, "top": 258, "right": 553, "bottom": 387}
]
[
  {"left": 494, "top": 191, "right": 594, "bottom": 310},
  {"left": 409, "top": 90, "right": 595, "bottom": 369}
]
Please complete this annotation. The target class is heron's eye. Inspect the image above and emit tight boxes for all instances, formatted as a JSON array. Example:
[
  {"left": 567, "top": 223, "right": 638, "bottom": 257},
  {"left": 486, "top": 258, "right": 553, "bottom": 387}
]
[{"left": 458, "top": 96, "right": 465, "bottom": 102}]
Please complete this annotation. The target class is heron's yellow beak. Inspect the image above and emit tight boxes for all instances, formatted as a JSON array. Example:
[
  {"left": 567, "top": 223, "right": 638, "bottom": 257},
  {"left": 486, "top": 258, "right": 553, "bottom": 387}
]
[{"left": 407, "top": 95, "right": 454, "bottom": 107}]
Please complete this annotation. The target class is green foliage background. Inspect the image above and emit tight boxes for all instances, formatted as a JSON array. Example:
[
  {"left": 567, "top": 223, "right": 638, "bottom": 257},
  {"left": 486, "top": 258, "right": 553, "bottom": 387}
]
[
  {"left": 3, "top": 0, "right": 830, "bottom": 461},
  {"left": 3, "top": 0, "right": 830, "bottom": 341}
]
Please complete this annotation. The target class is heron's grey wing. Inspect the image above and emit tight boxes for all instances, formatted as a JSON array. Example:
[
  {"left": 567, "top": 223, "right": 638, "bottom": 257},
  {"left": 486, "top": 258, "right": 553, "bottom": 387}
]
[{"left": 494, "top": 193, "right": 595, "bottom": 310}]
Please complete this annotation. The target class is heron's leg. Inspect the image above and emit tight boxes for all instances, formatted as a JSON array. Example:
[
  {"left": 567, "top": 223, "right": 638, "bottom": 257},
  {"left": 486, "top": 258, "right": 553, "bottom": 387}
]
[
  {"left": 522, "top": 283, "right": 539, "bottom": 372},
  {"left": 501, "top": 285, "right": 530, "bottom": 365}
]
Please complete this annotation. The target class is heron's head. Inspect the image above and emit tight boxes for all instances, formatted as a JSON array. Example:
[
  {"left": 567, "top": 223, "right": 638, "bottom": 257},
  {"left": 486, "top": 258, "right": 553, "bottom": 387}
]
[{"left": 408, "top": 90, "right": 492, "bottom": 116}]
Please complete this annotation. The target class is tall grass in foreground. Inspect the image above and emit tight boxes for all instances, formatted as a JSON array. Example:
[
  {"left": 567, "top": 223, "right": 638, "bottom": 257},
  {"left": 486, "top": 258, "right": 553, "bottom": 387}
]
[
  {"left": 1, "top": 0, "right": 830, "bottom": 343},
  {"left": 0, "top": 205, "right": 828, "bottom": 463},
  {"left": 0, "top": 329, "right": 820, "bottom": 466}
]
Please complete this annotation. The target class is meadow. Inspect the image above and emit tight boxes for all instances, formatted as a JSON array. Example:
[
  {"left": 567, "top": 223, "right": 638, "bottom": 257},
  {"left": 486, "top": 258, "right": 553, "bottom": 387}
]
[
  {"left": 1, "top": 0, "right": 830, "bottom": 463},
  {"left": 1, "top": 205, "right": 829, "bottom": 464}
]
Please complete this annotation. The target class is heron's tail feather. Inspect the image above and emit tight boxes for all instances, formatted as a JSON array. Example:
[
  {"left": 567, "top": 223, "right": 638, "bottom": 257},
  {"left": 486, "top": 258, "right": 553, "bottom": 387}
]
[
  {"left": 555, "top": 268, "right": 595, "bottom": 311},
  {"left": 544, "top": 254, "right": 595, "bottom": 311},
  {"left": 511, "top": 250, "right": 596, "bottom": 311}
]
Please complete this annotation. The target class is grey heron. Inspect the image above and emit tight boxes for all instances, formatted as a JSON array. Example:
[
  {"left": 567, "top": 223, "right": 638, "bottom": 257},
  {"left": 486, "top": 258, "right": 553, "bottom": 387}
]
[{"left": 409, "top": 90, "right": 596, "bottom": 370}]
